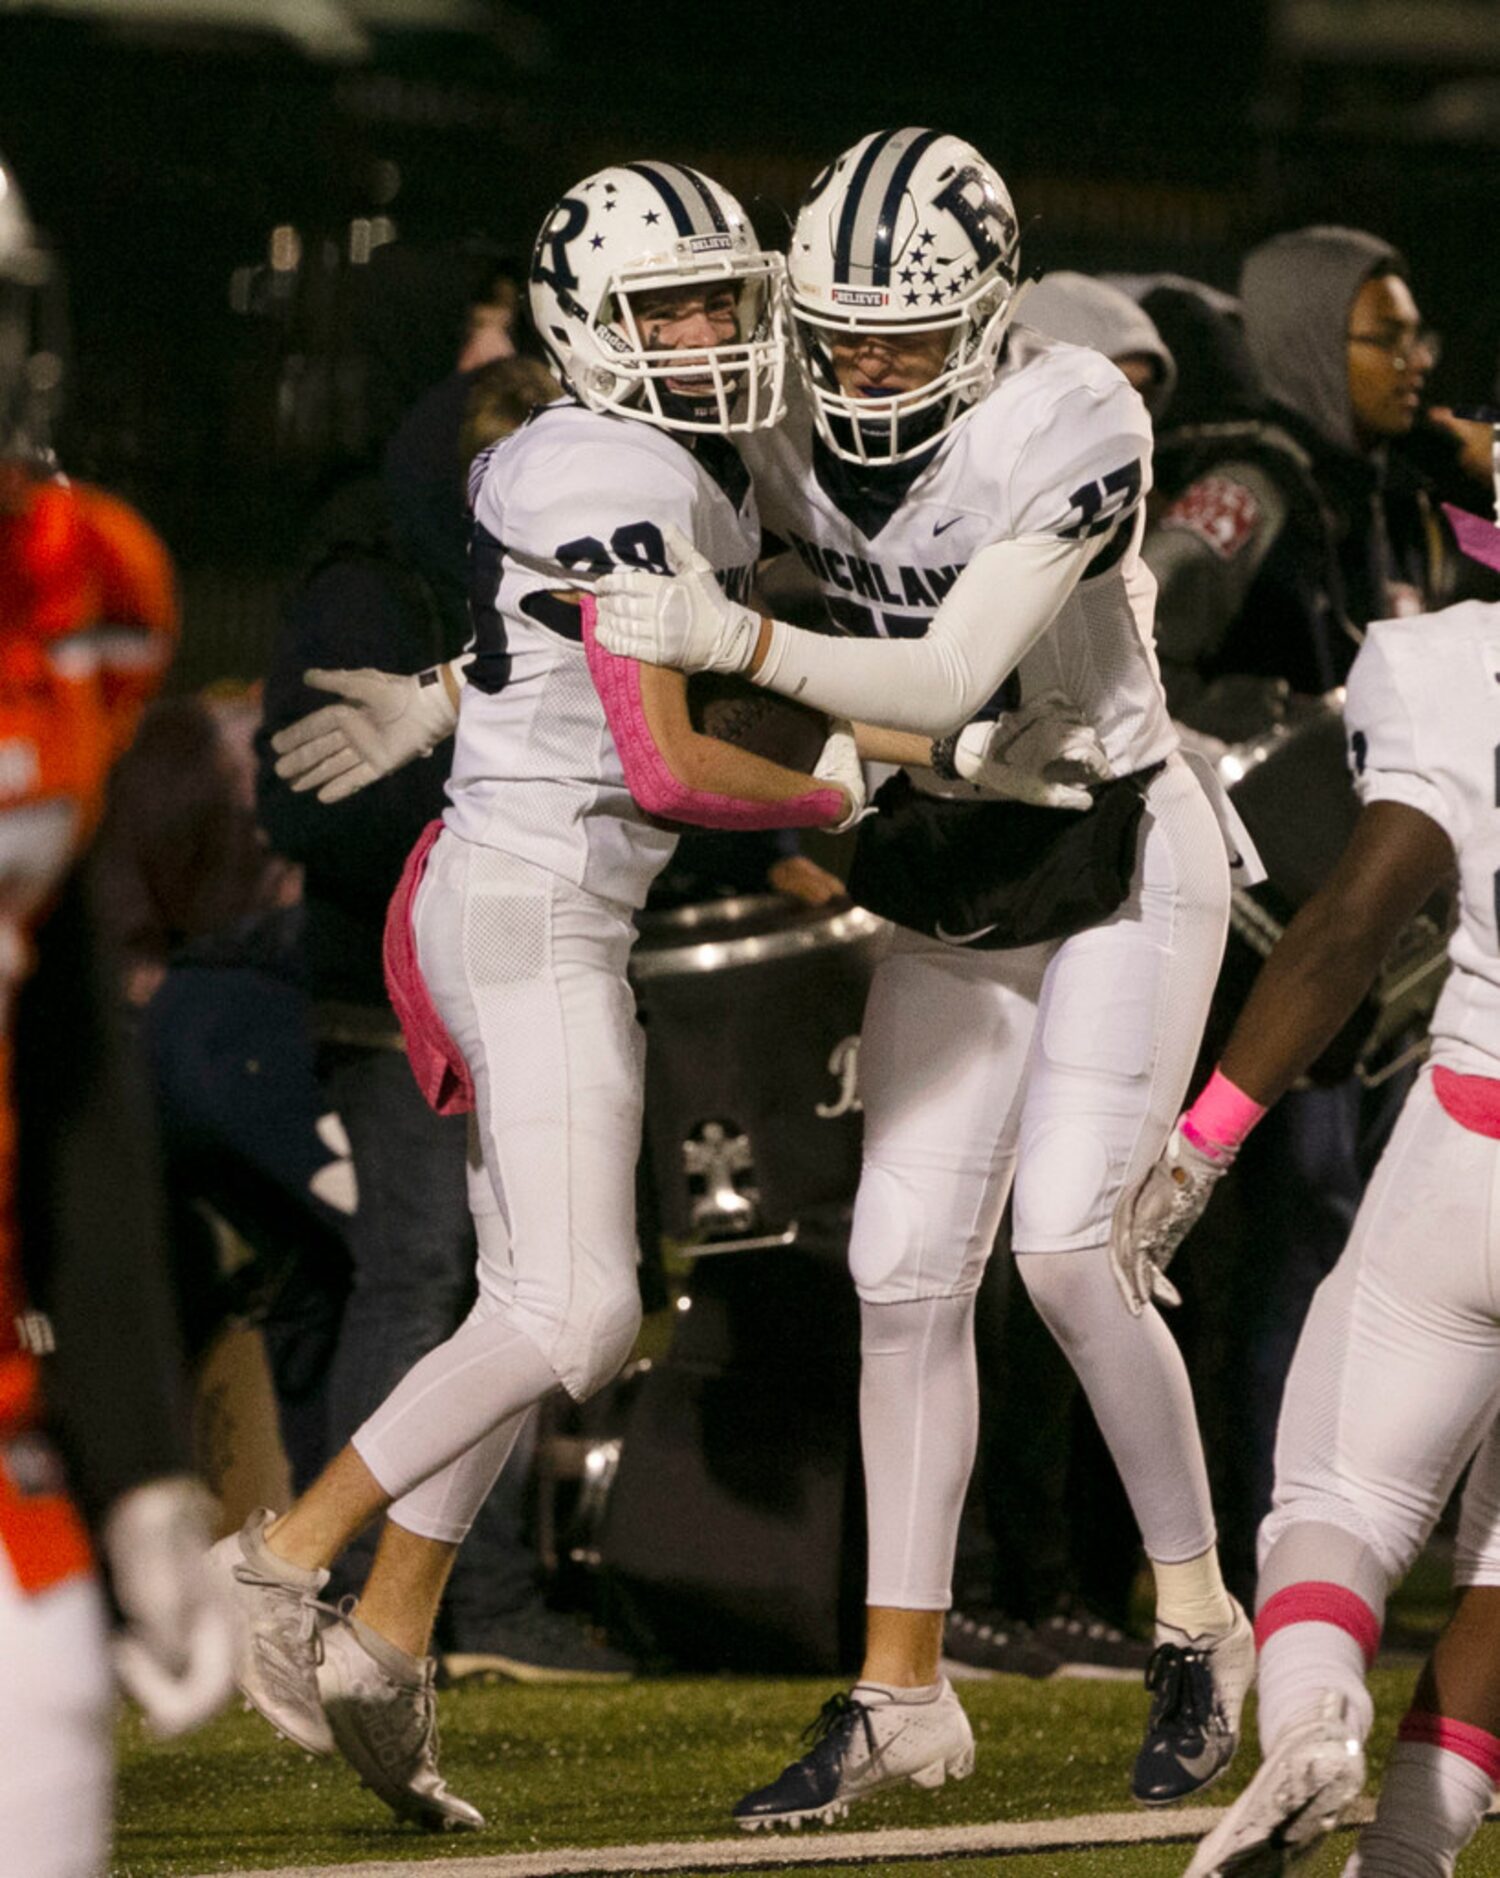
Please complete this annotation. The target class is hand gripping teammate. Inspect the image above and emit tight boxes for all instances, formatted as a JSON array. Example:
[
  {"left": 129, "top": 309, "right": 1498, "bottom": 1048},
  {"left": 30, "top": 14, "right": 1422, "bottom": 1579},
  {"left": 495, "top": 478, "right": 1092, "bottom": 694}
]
[
  {"left": 594, "top": 129, "right": 1260, "bottom": 1827},
  {"left": 1115, "top": 490, "right": 1500, "bottom": 1875},
  {"left": 208, "top": 161, "right": 870, "bottom": 1832}
]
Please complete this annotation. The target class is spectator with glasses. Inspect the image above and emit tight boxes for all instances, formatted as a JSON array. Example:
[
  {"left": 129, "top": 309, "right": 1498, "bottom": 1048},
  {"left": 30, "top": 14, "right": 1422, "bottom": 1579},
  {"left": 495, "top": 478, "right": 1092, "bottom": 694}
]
[
  {"left": 1145, "top": 227, "right": 1453, "bottom": 735},
  {"left": 1138, "top": 228, "right": 1460, "bottom": 1605}
]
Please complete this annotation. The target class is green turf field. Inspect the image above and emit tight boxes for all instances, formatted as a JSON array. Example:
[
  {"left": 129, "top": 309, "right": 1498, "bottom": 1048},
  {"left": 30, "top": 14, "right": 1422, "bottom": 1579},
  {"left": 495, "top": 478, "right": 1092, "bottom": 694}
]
[{"left": 111, "top": 1666, "right": 1500, "bottom": 1877}]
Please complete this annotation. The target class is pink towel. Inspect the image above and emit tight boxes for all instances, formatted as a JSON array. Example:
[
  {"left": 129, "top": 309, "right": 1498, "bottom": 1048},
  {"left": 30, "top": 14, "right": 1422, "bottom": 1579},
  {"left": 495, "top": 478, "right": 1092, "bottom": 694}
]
[
  {"left": 579, "top": 592, "right": 844, "bottom": 830},
  {"left": 382, "top": 820, "right": 475, "bottom": 1116}
]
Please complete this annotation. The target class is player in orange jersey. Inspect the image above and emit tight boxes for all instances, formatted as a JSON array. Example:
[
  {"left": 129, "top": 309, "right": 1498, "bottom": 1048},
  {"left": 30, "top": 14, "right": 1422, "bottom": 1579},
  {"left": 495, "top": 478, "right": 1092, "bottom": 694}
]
[{"left": 0, "top": 152, "right": 232, "bottom": 1877}]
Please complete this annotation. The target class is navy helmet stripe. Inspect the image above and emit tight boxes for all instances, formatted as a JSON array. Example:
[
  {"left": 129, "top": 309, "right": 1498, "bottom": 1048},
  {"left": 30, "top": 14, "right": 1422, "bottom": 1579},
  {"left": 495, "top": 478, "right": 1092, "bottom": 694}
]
[
  {"left": 623, "top": 162, "right": 697, "bottom": 236},
  {"left": 870, "top": 128, "right": 942, "bottom": 285},
  {"left": 623, "top": 162, "right": 729, "bottom": 239},
  {"left": 661, "top": 163, "right": 729, "bottom": 233},
  {"left": 833, "top": 130, "right": 898, "bottom": 283}
]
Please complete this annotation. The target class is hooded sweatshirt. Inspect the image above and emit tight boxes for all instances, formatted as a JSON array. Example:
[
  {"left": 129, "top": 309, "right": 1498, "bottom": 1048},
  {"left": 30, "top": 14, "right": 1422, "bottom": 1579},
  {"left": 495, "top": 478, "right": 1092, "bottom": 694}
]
[
  {"left": 1021, "top": 272, "right": 1178, "bottom": 421},
  {"left": 1239, "top": 226, "right": 1405, "bottom": 457},
  {"left": 1144, "top": 227, "right": 1441, "bottom": 725}
]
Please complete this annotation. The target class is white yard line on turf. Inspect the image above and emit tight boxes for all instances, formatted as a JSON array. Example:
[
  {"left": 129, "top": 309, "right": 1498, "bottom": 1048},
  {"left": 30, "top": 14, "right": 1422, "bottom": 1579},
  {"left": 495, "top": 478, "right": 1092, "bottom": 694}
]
[{"left": 180, "top": 1799, "right": 1387, "bottom": 1878}]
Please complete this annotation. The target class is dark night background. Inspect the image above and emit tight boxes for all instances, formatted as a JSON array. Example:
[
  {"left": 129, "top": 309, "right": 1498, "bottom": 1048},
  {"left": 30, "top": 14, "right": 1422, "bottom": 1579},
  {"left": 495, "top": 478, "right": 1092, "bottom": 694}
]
[{"left": 2, "top": 0, "right": 1497, "bottom": 684}]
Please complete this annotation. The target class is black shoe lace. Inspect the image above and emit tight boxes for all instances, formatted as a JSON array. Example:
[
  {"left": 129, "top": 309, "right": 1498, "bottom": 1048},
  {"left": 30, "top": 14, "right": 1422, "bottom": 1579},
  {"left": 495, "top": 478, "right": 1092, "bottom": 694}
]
[
  {"left": 1143, "top": 1642, "right": 1211, "bottom": 1733},
  {"left": 802, "top": 1691, "right": 877, "bottom": 1762}
]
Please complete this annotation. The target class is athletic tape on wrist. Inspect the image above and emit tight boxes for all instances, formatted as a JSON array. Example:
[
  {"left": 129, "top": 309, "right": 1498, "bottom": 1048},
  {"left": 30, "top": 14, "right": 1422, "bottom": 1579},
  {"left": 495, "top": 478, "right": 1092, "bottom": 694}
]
[{"left": 1182, "top": 1068, "right": 1267, "bottom": 1160}]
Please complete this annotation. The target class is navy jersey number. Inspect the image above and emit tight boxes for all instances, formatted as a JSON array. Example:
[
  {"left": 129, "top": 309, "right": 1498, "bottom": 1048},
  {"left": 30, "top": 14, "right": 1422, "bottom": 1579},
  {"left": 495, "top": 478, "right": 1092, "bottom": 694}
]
[{"left": 1058, "top": 460, "right": 1142, "bottom": 541}]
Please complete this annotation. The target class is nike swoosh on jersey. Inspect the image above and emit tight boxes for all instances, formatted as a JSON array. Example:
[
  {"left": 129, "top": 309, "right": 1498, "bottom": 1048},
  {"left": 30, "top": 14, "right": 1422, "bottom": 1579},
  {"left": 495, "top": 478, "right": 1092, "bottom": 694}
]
[
  {"left": 934, "top": 919, "right": 999, "bottom": 945},
  {"left": 931, "top": 515, "right": 964, "bottom": 536}
]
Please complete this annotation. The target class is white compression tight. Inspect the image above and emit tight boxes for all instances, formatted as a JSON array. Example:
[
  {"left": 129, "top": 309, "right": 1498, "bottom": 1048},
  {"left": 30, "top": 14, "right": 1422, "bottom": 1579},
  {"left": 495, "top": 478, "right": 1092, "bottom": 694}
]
[
  {"left": 354, "top": 1293, "right": 558, "bottom": 1545},
  {"left": 1017, "top": 1243, "right": 1216, "bottom": 1567},
  {"left": 861, "top": 1294, "right": 979, "bottom": 1611},
  {"left": 859, "top": 1251, "right": 1216, "bottom": 1613}
]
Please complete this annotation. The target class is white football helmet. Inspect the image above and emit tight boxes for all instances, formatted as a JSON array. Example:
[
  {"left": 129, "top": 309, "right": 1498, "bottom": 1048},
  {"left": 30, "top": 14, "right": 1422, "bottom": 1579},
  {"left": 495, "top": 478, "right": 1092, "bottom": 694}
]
[
  {"left": 789, "top": 129, "right": 1024, "bottom": 464},
  {"left": 0, "top": 153, "right": 63, "bottom": 464},
  {"left": 528, "top": 161, "right": 786, "bottom": 436}
]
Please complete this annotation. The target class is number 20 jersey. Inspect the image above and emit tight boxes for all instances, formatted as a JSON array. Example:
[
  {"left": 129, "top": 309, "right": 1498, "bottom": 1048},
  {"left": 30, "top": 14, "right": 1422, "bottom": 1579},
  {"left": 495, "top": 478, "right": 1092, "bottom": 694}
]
[
  {"left": 740, "top": 325, "right": 1178, "bottom": 777},
  {"left": 447, "top": 402, "right": 761, "bottom": 908},
  {"left": 1345, "top": 601, "right": 1500, "bottom": 1078}
]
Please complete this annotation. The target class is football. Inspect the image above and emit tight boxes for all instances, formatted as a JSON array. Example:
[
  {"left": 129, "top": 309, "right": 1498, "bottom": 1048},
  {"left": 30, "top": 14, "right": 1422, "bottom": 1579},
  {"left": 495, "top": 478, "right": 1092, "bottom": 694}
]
[{"left": 686, "top": 673, "right": 829, "bottom": 776}]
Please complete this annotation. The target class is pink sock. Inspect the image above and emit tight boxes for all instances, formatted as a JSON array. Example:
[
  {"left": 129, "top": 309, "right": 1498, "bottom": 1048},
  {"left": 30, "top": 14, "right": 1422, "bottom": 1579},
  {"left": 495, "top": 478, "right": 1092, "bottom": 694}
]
[{"left": 1255, "top": 1582, "right": 1378, "bottom": 1751}]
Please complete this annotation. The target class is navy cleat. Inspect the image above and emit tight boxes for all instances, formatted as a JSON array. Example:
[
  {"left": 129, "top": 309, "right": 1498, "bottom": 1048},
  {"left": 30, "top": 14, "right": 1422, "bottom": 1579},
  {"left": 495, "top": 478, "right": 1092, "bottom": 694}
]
[
  {"left": 733, "top": 1681, "right": 974, "bottom": 1831},
  {"left": 1133, "top": 1599, "right": 1255, "bottom": 1805}
]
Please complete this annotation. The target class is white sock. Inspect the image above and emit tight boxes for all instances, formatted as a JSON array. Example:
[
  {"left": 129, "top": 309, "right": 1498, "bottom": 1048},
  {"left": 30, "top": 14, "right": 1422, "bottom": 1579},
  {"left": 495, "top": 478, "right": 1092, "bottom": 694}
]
[
  {"left": 1151, "top": 1546, "right": 1235, "bottom": 1641},
  {"left": 1257, "top": 1622, "right": 1374, "bottom": 1753},
  {"left": 851, "top": 1678, "right": 942, "bottom": 1705},
  {"left": 1346, "top": 1736, "right": 1497, "bottom": 1877}
]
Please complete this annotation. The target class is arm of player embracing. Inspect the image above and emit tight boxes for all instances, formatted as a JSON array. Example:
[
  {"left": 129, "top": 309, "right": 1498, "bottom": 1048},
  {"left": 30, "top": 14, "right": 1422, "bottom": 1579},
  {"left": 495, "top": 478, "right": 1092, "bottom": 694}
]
[
  {"left": 270, "top": 660, "right": 467, "bottom": 804},
  {"left": 580, "top": 594, "right": 861, "bottom": 832},
  {"left": 594, "top": 524, "right": 1098, "bottom": 737},
  {"left": 1110, "top": 797, "right": 1456, "bottom": 1314}
]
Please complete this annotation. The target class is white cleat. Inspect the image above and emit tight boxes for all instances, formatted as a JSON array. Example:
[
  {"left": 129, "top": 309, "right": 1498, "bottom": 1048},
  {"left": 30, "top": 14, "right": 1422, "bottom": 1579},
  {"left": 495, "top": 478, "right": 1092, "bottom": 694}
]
[
  {"left": 1184, "top": 1693, "right": 1366, "bottom": 1875},
  {"left": 206, "top": 1508, "right": 334, "bottom": 1756},
  {"left": 318, "top": 1615, "right": 484, "bottom": 1832},
  {"left": 733, "top": 1680, "right": 974, "bottom": 1831}
]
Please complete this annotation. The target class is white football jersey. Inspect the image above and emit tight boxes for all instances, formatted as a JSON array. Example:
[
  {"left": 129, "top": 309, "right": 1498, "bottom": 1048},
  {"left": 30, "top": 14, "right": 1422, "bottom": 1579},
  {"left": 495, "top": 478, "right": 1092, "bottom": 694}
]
[
  {"left": 1344, "top": 600, "right": 1500, "bottom": 1074},
  {"left": 739, "top": 326, "right": 1178, "bottom": 777},
  {"left": 446, "top": 402, "right": 761, "bottom": 908},
  {"left": 1345, "top": 602, "right": 1500, "bottom": 1077}
]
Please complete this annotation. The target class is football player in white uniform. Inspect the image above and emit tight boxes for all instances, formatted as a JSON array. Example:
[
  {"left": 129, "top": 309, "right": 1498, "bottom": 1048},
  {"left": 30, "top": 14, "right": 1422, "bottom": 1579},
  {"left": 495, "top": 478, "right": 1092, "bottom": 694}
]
[
  {"left": 209, "top": 161, "right": 870, "bottom": 1831},
  {"left": 1116, "top": 493, "right": 1500, "bottom": 1876},
  {"left": 596, "top": 128, "right": 1258, "bottom": 1827}
]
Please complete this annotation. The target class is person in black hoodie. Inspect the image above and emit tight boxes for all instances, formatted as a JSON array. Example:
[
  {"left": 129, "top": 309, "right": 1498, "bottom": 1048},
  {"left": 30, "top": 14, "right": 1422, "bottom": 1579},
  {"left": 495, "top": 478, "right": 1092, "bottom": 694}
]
[{"left": 256, "top": 356, "right": 634, "bottom": 1683}]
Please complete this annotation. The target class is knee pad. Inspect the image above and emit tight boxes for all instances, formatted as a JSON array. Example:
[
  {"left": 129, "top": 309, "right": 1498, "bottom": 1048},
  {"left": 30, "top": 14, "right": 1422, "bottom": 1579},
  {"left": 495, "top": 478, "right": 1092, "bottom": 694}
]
[
  {"left": 849, "top": 1163, "right": 998, "bottom": 1303},
  {"left": 531, "top": 1277, "right": 642, "bottom": 1404},
  {"left": 1012, "top": 1120, "right": 1113, "bottom": 1247}
]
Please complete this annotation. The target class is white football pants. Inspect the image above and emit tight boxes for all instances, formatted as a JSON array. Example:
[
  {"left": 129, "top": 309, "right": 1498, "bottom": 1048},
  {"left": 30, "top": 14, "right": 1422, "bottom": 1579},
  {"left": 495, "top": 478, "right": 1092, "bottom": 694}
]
[
  {"left": 353, "top": 831, "right": 645, "bottom": 1542},
  {"left": 1262, "top": 1068, "right": 1500, "bottom": 1588},
  {"left": 852, "top": 756, "right": 1230, "bottom": 1608},
  {"left": 0, "top": 1562, "right": 112, "bottom": 1878}
]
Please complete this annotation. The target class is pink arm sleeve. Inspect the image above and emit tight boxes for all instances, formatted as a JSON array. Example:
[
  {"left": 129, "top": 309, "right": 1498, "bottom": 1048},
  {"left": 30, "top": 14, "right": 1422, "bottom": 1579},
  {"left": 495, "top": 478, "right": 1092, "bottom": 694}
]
[{"left": 580, "top": 594, "right": 845, "bottom": 831}]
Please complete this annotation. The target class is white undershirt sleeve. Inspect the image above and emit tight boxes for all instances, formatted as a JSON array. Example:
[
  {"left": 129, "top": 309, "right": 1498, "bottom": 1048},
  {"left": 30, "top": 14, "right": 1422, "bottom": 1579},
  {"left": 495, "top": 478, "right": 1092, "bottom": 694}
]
[{"left": 751, "top": 531, "right": 1097, "bottom": 736}]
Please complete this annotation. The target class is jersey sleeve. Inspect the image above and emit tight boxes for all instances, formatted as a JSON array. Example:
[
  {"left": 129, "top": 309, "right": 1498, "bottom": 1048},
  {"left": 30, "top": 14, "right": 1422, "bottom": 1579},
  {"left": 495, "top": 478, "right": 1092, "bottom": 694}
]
[
  {"left": 1344, "top": 624, "right": 1463, "bottom": 846},
  {"left": 1003, "top": 371, "right": 1153, "bottom": 547},
  {"left": 481, "top": 432, "right": 701, "bottom": 577}
]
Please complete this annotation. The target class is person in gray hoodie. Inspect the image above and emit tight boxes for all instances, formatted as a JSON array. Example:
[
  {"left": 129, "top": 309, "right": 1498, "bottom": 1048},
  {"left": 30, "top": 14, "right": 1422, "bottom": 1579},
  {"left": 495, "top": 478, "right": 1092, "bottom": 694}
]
[
  {"left": 1144, "top": 226, "right": 1449, "bottom": 733},
  {"left": 1020, "top": 271, "right": 1178, "bottom": 422},
  {"left": 1136, "top": 229, "right": 1453, "bottom": 1605}
]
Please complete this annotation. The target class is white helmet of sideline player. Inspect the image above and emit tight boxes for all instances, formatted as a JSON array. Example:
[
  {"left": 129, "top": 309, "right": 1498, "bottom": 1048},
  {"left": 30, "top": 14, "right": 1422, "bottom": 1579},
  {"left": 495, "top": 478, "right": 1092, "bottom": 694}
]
[
  {"left": 789, "top": 128, "right": 1023, "bottom": 465},
  {"left": 529, "top": 161, "right": 786, "bottom": 436},
  {"left": 0, "top": 152, "right": 63, "bottom": 465}
]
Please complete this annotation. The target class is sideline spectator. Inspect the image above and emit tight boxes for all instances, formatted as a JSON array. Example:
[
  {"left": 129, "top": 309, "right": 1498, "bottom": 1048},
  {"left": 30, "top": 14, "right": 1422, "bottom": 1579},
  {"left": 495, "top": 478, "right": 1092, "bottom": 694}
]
[{"left": 1140, "top": 228, "right": 1456, "bottom": 1598}]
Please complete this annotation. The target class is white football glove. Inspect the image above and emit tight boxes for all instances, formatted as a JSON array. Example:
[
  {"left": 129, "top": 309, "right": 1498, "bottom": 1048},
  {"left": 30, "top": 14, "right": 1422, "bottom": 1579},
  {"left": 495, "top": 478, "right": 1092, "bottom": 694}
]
[
  {"left": 1109, "top": 1119, "right": 1230, "bottom": 1316},
  {"left": 270, "top": 663, "right": 463, "bottom": 804},
  {"left": 593, "top": 524, "right": 761, "bottom": 676},
  {"left": 104, "top": 1477, "right": 237, "bottom": 1739},
  {"left": 812, "top": 718, "right": 867, "bottom": 832},
  {"left": 953, "top": 692, "right": 1112, "bottom": 809}
]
